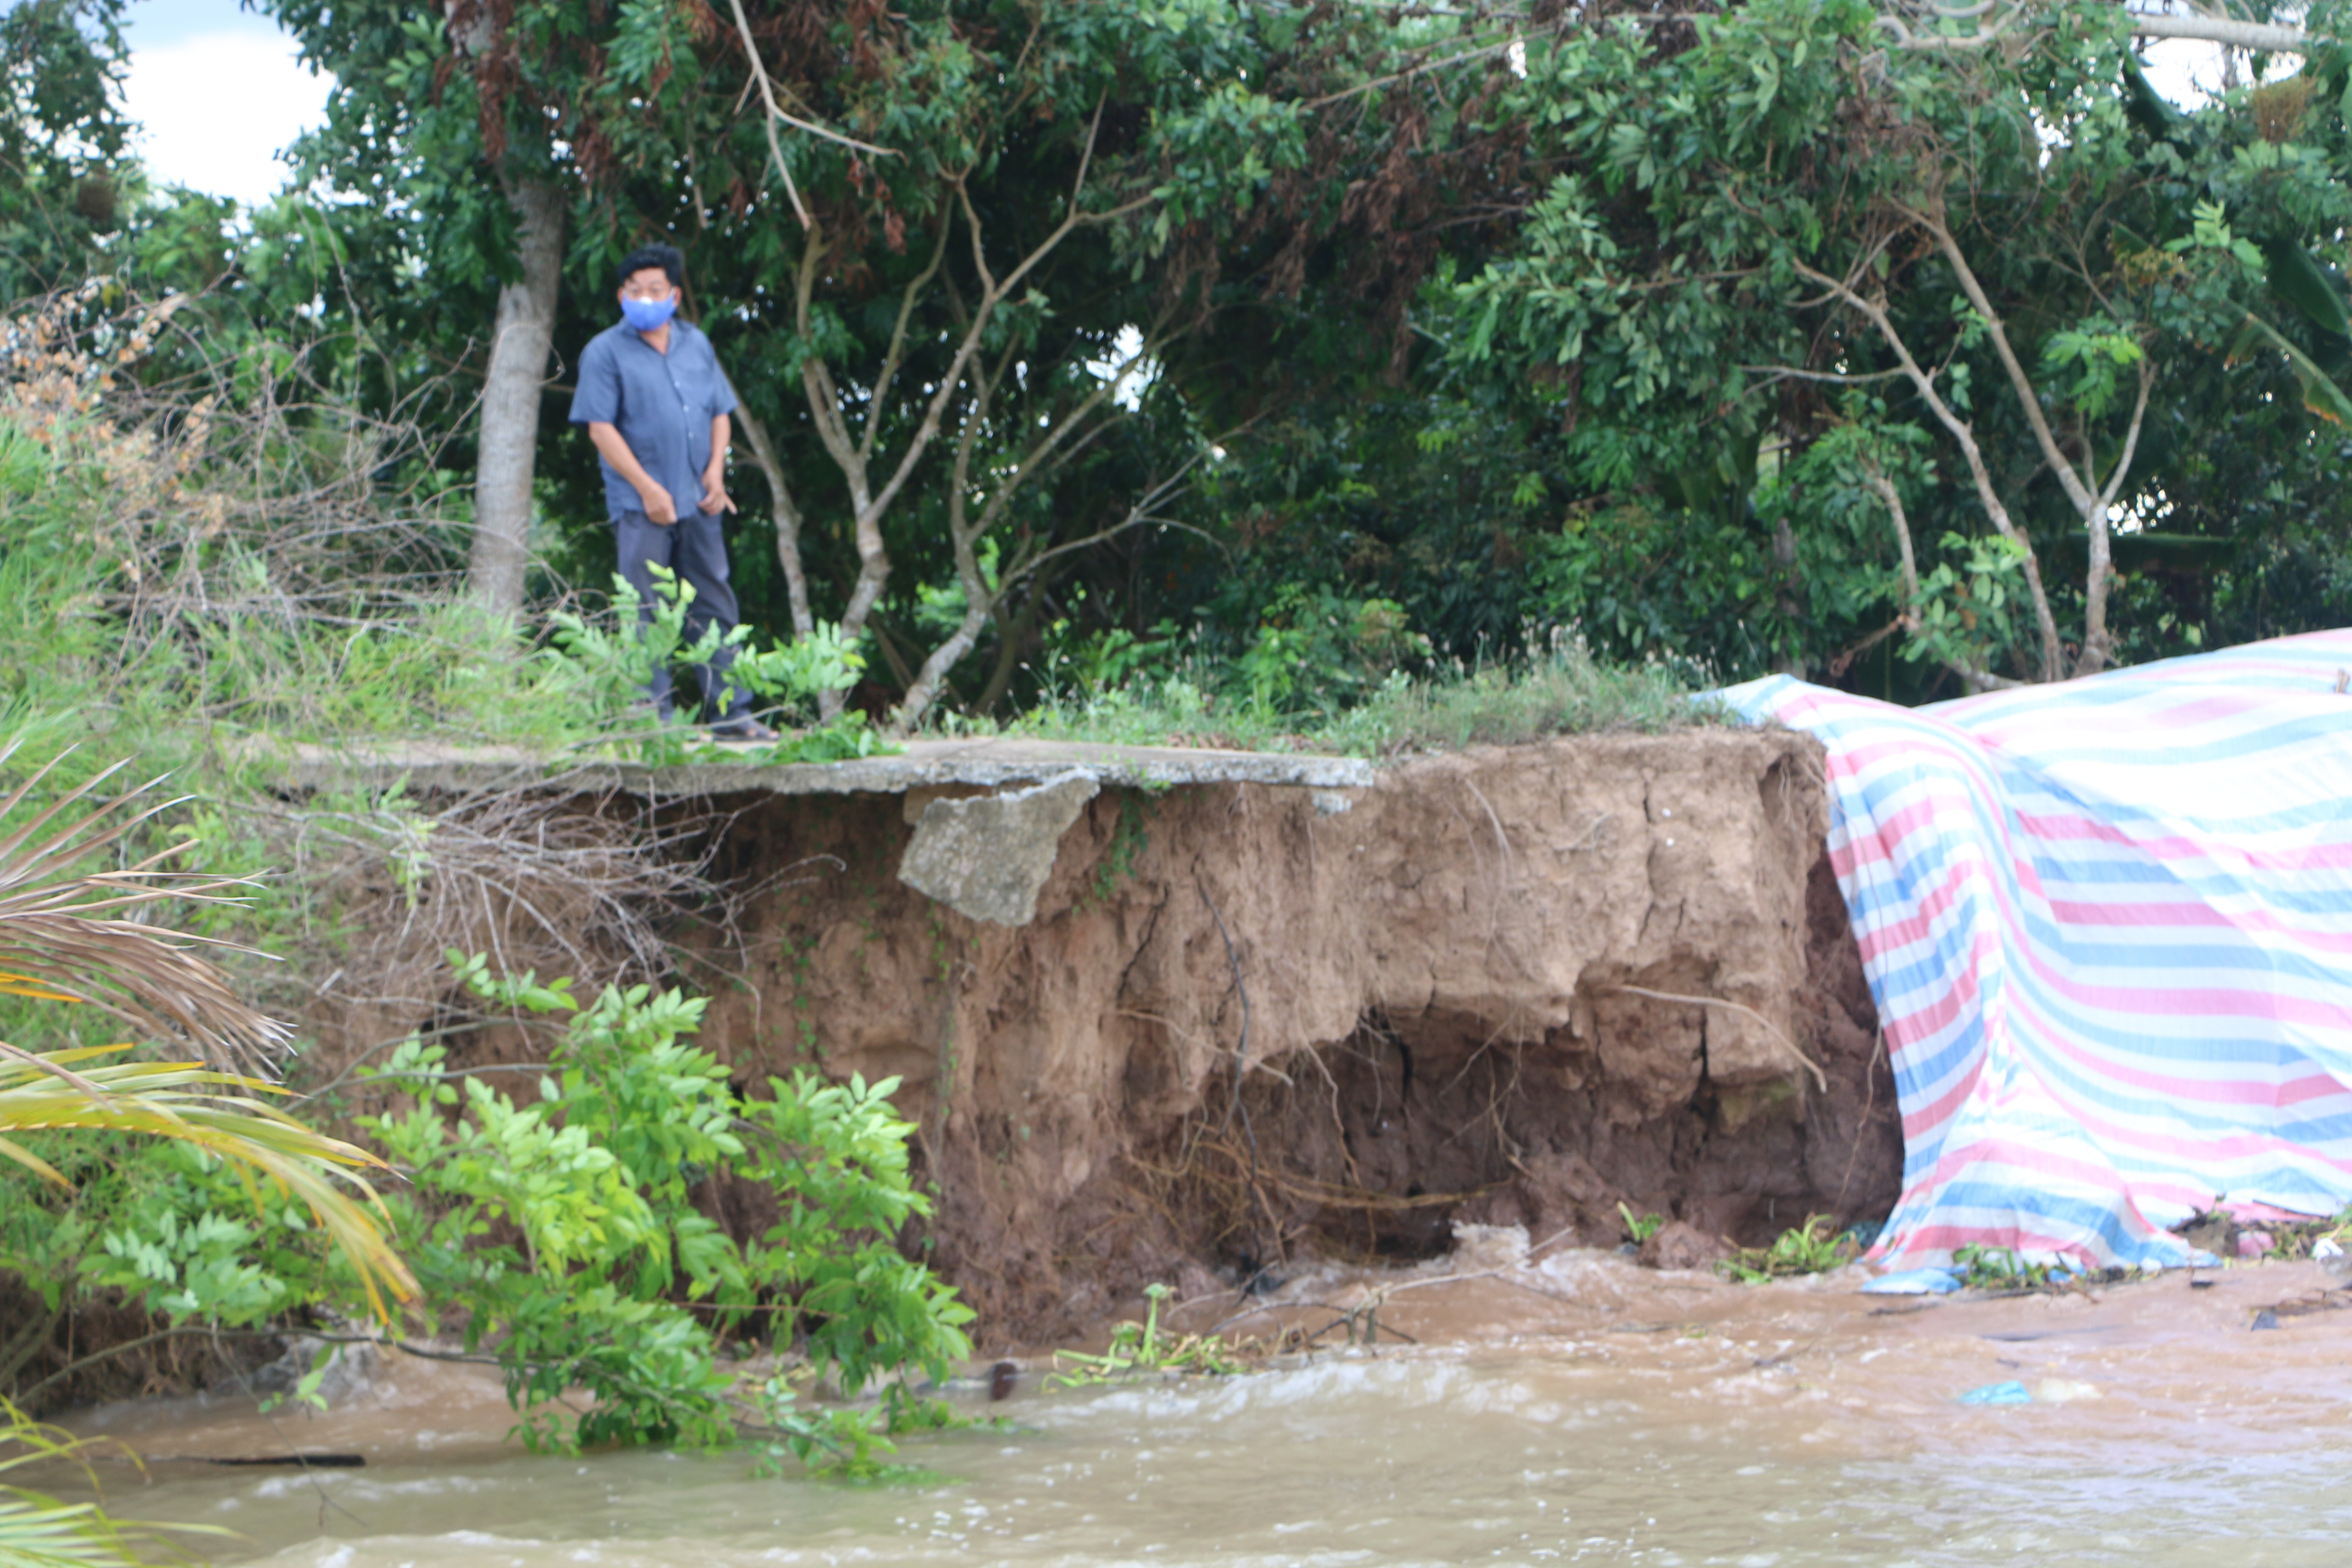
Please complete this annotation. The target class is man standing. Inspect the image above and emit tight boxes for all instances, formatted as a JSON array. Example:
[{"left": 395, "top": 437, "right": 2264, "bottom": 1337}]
[{"left": 568, "top": 243, "right": 777, "bottom": 740}]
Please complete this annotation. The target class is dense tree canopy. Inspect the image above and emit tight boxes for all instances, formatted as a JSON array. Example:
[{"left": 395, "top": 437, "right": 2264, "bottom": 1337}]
[
  {"left": 1442, "top": 0, "right": 2352, "bottom": 692},
  {"left": 18, "top": 0, "right": 2352, "bottom": 714}
]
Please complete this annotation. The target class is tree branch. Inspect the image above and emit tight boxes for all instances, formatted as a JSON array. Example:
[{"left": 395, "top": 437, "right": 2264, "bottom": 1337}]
[
  {"left": 1857, "top": 453, "right": 2021, "bottom": 692},
  {"left": 1881, "top": 5, "right": 2317, "bottom": 55},
  {"left": 2078, "top": 352, "right": 2156, "bottom": 677},
  {"left": 1792, "top": 258, "right": 2066, "bottom": 682},
  {"left": 2129, "top": 10, "right": 2317, "bottom": 54},
  {"left": 859, "top": 214, "right": 955, "bottom": 465},
  {"left": 731, "top": 402, "right": 815, "bottom": 642},
  {"left": 725, "top": 0, "right": 899, "bottom": 233},
  {"left": 726, "top": 0, "right": 808, "bottom": 227},
  {"left": 786, "top": 95, "right": 1157, "bottom": 703},
  {"left": 999, "top": 454, "right": 1202, "bottom": 586},
  {"left": 890, "top": 321, "right": 1182, "bottom": 732},
  {"left": 1859, "top": 456, "right": 1921, "bottom": 610},
  {"left": 792, "top": 221, "right": 863, "bottom": 498},
  {"left": 1901, "top": 200, "right": 2102, "bottom": 526}
]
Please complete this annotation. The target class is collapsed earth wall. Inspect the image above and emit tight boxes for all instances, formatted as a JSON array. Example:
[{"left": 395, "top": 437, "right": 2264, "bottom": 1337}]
[{"left": 682, "top": 729, "right": 1897, "bottom": 1349}]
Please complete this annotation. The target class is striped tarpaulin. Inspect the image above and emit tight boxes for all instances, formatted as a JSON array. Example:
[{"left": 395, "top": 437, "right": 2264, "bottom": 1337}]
[{"left": 1721, "top": 629, "right": 2352, "bottom": 1268}]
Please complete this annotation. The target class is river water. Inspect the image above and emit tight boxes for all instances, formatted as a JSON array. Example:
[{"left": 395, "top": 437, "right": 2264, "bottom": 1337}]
[{"left": 55, "top": 1250, "right": 2352, "bottom": 1567}]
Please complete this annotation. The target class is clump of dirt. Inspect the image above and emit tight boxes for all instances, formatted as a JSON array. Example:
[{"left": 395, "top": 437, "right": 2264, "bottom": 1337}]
[
  {"left": 1638, "top": 1221, "right": 1733, "bottom": 1272},
  {"left": 687, "top": 729, "right": 1899, "bottom": 1349}
]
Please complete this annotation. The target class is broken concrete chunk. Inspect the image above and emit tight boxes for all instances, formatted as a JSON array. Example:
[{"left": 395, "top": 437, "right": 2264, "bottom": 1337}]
[
  {"left": 900, "top": 783, "right": 989, "bottom": 826},
  {"left": 897, "top": 771, "right": 1101, "bottom": 926}
]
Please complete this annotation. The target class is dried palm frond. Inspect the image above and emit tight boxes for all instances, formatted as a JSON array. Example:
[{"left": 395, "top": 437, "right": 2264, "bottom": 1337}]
[
  {"left": 0, "top": 743, "right": 288, "bottom": 1076},
  {"left": 267, "top": 782, "right": 744, "bottom": 1084}
]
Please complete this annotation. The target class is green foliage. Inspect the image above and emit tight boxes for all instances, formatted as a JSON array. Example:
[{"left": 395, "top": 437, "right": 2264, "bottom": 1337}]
[
  {"left": 29, "top": 0, "right": 2352, "bottom": 723},
  {"left": 262, "top": 0, "right": 1389, "bottom": 720},
  {"left": 1617, "top": 1204, "right": 1666, "bottom": 1245},
  {"left": 998, "top": 626, "right": 1725, "bottom": 758},
  {"left": 1132, "top": 380, "right": 1568, "bottom": 703},
  {"left": 1087, "top": 794, "right": 1150, "bottom": 906},
  {"left": 1529, "top": 502, "right": 1784, "bottom": 676},
  {"left": 547, "top": 567, "right": 872, "bottom": 757},
  {"left": 0, "top": 345, "right": 884, "bottom": 770},
  {"left": 0, "top": 1044, "right": 412, "bottom": 1320},
  {"left": 0, "top": 0, "right": 135, "bottom": 296},
  {"left": 1430, "top": 0, "right": 2352, "bottom": 686},
  {"left": 192, "top": 598, "right": 596, "bottom": 751},
  {"left": 361, "top": 954, "right": 972, "bottom": 1455},
  {"left": 1908, "top": 535, "right": 2036, "bottom": 679}
]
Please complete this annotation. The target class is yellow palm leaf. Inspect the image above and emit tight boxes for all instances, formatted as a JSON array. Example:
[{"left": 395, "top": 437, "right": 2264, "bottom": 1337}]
[
  {"left": 0, "top": 1046, "right": 416, "bottom": 1317},
  {"left": 0, "top": 974, "right": 83, "bottom": 1004}
]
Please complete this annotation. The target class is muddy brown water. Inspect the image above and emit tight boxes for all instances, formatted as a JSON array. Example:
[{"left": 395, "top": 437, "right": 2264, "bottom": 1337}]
[{"left": 52, "top": 1252, "right": 2352, "bottom": 1566}]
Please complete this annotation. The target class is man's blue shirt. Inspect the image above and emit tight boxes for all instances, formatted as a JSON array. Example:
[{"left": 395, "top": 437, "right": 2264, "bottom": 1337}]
[{"left": 567, "top": 318, "right": 738, "bottom": 521}]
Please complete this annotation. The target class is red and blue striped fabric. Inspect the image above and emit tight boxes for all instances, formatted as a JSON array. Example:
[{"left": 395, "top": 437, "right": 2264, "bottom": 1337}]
[{"left": 1723, "top": 628, "right": 2352, "bottom": 1268}]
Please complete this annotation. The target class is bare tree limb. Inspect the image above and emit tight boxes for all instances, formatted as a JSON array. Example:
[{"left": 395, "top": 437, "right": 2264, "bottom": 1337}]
[
  {"left": 730, "top": 402, "right": 815, "bottom": 643},
  {"left": 725, "top": 0, "right": 899, "bottom": 231},
  {"left": 1902, "top": 201, "right": 2104, "bottom": 526},
  {"left": 727, "top": 0, "right": 809, "bottom": 228},
  {"left": 1880, "top": 3, "right": 2321, "bottom": 55},
  {"left": 1858, "top": 455, "right": 1922, "bottom": 611},
  {"left": 859, "top": 215, "right": 956, "bottom": 465},
  {"left": 2077, "top": 351, "right": 2156, "bottom": 677},
  {"left": 2129, "top": 10, "right": 2316, "bottom": 53}
]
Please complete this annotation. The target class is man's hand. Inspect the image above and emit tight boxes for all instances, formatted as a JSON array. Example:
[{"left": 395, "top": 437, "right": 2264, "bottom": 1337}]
[
  {"left": 588, "top": 423, "right": 678, "bottom": 525},
  {"left": 699, "top": 466, "right": 735, "bottom": 517}
]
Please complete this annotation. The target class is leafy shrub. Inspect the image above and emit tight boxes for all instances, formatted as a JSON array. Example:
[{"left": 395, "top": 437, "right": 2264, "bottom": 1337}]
[
  {"left": 547, "top": 564, "right": 876, "bottom": 758},
  {"left": 360, "top": 955, "right": 973, "bottom": 1455}
]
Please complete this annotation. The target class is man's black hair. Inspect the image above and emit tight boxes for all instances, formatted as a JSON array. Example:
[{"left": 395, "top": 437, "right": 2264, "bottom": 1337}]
[{"left": 617, "top": 244, "right": 685, "bottom": 290}]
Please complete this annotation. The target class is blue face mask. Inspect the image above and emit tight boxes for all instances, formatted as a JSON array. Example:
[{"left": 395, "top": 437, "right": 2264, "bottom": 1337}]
[{"left": 621, "top": 293, "right": 677, "bottom": 332}]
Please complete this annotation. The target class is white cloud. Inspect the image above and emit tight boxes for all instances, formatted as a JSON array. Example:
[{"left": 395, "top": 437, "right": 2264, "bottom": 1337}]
[{"left": 122, "top": 31, "right": 329, "bottom": 208}]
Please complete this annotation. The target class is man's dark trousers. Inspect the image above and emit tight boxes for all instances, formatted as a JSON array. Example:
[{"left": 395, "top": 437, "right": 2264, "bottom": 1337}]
[{"left": 614, "top": 508, "right": 755, "bottom": 724}]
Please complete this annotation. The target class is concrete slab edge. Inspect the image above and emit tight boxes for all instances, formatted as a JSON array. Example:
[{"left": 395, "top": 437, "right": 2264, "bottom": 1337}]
[{"left": 272, "top": 752, "right": 1376, "bottom": 797}]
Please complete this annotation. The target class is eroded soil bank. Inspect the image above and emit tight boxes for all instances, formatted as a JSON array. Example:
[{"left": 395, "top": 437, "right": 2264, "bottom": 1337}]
[{"left": 651, "top": 729, "right": 1898, "bottom": 1348}]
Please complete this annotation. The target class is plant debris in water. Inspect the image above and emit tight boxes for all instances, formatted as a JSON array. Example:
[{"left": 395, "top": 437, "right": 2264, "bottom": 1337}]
[
  {"left": 1720, "top": 1216, "right": 1858, "bottom": 1283},
  {"left": 1048, "top": 1286, "right": 1256, "bottom": 1387}
]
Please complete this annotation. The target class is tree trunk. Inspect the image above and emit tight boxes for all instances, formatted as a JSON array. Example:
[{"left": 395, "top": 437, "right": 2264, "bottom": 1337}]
[{"left": 470, "top": 175, "right": 566, "bottom": 615}]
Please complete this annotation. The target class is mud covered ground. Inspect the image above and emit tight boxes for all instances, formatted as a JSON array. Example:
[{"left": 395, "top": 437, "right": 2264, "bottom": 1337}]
[{"left": 69, "top": 1247, "right": 2352, "bottom": 1468}]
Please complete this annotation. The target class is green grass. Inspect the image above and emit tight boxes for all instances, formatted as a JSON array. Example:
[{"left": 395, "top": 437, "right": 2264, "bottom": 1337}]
[{"left": 949, "top": 636, "right": 1736, "bottom": 760}]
